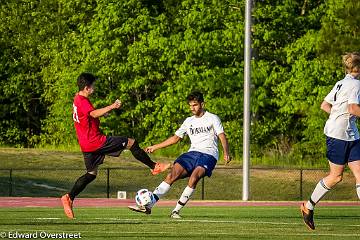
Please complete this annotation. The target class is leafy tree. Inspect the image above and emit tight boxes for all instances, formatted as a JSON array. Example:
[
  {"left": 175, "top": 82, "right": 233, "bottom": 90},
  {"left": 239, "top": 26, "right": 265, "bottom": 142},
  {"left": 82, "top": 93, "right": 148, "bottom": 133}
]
[{"left": 1, "top": 0, "right": 360, "bottom": 166}]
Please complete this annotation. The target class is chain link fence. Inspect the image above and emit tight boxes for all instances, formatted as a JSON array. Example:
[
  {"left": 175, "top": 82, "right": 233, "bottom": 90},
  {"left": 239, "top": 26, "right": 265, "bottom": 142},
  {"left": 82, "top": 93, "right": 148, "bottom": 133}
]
[{"left": 0, "top": 167, "right": 358, "bottom": 201}]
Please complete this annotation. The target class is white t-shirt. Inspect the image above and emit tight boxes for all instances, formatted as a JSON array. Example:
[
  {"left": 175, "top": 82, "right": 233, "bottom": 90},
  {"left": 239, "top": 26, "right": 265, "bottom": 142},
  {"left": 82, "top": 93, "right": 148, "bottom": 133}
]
[
  {"left": 175, "top": 111, "right": 224, "bottom": 160},
  {"left": 324, "top": 74, "right": 360, "bottom": 141}
]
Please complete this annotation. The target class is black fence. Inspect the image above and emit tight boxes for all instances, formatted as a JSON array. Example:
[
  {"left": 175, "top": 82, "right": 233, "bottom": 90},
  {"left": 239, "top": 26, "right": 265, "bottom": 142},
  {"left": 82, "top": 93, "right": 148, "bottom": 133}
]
[{"left": 0, "top": 167, "right": 358, "bottom": 201}]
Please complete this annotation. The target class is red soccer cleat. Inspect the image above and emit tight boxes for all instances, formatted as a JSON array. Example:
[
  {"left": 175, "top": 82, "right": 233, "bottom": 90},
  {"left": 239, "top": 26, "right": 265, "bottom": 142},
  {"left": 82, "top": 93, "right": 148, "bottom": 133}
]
[
  {"left": 151, "top": 162, "right": 171, "bottom": 175},
  {"left": 61, "top": 194, "right": 74, "bottom": 219}
]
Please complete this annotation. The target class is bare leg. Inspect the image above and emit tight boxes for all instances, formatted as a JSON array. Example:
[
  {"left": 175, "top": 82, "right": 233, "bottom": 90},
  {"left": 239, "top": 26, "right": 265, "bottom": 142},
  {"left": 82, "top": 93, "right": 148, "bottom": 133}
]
[
  {"left": 301, "top": 162, "right": 345, "bottom": 230},
  {"left": 164, "top": 163, "right": 189, "bottom": 185},
  {"left": 128, "top": 163, "right": 188, "bottom": 214},
  {"left": 188, "top": 166, "right": 206, "bottom": 189},
  {"left": 152, "top": 163, "right": 188, "bottom": 202},
  {"left": 306, "top": 161, "right": 344, "bottom": 210},
  {"left": 348, "top": 160, "right": 360, "bottom": 199},
  {"left": 172, "top": 166, "right": 206, "bottom": 215},
  {"left": 323, "top": 161, "right": 345, "bottom": 188}
]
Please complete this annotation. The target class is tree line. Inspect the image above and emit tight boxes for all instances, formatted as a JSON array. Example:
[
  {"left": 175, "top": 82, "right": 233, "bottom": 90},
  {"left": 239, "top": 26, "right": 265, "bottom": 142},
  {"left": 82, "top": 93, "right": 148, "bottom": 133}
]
[{"left": 1, "top": 0, "right": 359, "bottom": 164}]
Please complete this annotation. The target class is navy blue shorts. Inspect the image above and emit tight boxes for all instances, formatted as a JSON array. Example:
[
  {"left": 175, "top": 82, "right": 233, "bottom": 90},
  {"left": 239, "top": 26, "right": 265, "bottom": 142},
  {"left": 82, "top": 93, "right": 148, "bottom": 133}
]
[
  {"left": 326, "top": 136, "right": 360, "bottom": 165},
  {"left": 174, "top": 151, "right": 217, "bottom": 177}
]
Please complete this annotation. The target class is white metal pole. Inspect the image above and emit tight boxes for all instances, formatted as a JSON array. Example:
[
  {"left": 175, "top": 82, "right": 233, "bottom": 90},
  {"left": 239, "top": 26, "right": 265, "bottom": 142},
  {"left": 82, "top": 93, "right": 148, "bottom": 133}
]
[{"left": 243, "top": 0, "right": 252, "bottom": 201}]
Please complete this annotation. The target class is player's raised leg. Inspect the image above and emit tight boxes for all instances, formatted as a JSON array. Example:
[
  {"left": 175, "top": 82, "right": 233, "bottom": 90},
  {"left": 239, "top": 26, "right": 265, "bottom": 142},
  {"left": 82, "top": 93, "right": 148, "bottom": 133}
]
[
  {"left": 61, "top": 167, "right": 98, "bottom": 219},
  {"left": 301, "top": 161, "right": 344, "bottom": 230},
  {"left": 126, "top": 138, "right": 170, "bottom": 175},
  {"left": 128, "top": 163, "right": 187, "bottom": 214},
  {"left": 170, "top": 166, "right": 205, "bottom": 219},
  {"left": 154, "top": 163, "right": 188, "bottom": 202}
]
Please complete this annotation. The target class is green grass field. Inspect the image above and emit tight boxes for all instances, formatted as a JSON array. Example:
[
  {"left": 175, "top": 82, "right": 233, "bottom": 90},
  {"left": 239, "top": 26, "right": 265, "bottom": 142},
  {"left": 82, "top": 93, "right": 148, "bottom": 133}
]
[
  {"left": 0, "top": 206, "right": 359, "bottom": 239},
  {"left": 1, "top": 148, "right": 359, "bottom": 239}
]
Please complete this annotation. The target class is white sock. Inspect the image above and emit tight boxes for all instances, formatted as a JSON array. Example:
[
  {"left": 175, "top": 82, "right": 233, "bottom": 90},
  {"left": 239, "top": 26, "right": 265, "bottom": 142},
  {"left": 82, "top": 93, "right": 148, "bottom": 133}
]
[
  {"left": 173, "top": 186, "right": 194, "bottom": 213},
  {"left": 149, "top": 181, "right": 171, "bottom": 208},
  {"left": 306, "top": 179, "right": 331, "bottom": 210},
  {"left": 356, "top": 184, "right": 360, "bottom": 199}
]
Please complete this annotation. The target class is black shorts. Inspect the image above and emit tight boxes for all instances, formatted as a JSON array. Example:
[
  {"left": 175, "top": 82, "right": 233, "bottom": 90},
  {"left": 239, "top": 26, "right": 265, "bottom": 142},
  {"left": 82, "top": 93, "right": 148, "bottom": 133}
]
[{"left": 83, "top": 136, "right": 128, "bottom": 172}]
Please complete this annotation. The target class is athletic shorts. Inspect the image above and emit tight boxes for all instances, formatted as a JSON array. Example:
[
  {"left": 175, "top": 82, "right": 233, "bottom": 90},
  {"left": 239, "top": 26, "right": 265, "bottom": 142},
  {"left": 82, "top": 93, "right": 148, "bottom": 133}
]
[
  {"left": 83, "top": 136, "right": 128, "bottom": 172},
  {"left": 174, "top": 151, "right": 217, "bottom": 177},
  {"left": 326, "top": 136, "right": 360, "bottom": 165}
]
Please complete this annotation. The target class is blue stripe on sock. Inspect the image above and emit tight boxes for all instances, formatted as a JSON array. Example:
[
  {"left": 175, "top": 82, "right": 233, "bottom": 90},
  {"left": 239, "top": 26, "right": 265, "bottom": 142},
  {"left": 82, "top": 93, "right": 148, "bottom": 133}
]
[{"left": 320, "top": 179, "right": 331, "bottom": 190}]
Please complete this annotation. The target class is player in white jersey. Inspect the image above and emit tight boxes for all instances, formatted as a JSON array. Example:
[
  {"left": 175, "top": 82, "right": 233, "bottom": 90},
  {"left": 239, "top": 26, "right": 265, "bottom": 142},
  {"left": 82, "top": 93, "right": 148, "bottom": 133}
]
[
  {"left": 301, "top": 52, "right": 360, "bottom": 230},
  {"left": 128, "top": 91, "right": 231, "bottom": 218}
]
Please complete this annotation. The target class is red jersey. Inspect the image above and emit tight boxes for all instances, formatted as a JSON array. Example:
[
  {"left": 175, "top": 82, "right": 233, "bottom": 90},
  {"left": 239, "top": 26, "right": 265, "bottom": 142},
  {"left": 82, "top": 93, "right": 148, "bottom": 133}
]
[{"left": 73, "top": 94, "right": 106, "bottom": 152}]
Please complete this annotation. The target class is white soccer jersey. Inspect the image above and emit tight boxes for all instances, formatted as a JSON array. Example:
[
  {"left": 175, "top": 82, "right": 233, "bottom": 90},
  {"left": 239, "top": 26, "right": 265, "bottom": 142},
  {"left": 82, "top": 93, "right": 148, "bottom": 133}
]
[
  {"left": 324, "top": 74, "right": 360, "bottom": 141},
  {"left": 175, "top": 111, "right": 224, "bottom": 160}
]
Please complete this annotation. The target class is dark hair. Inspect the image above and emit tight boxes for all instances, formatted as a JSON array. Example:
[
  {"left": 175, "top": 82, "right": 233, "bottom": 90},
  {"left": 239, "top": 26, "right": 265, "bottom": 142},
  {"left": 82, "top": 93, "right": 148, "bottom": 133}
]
[
  {"left": 187, "top": 91, "right": 204, "bottom": 103},
  {"left": 77, "top": 73, "right": 96, "bottom": 91}
]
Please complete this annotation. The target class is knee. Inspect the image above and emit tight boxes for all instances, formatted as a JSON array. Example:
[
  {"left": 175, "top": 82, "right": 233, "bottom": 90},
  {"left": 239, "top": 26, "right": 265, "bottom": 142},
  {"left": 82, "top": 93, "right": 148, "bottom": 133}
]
[
  {"left": 188, "top": 176, "right": 200, "bottom": 189},
  {"left": 85, "top": 172, "right": 97, "bottom": 181},
  {"left": 330, "top": 174, "right": 343, "bottom": 184},
  {"left": 336, "top": 174, "right": 343, "bottom": 183},
  {"left": 165, "top": 174, "right": 177, "bottom": 185},
  {"left": 87, "top": 169, "right": 98, "bottom": 176}
]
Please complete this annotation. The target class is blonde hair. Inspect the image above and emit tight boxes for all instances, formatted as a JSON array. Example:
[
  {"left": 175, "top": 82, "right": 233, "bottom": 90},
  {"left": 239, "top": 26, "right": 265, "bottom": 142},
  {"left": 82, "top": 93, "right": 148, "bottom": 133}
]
[{"left": 342, "top": 52, "right": 360, "bottom": 74}]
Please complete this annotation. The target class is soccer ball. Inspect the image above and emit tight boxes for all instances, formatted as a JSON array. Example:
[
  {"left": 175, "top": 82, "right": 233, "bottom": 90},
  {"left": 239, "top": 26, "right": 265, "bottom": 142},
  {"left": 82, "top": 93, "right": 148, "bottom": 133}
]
[{"left": 135, "top": 189, "right": 155, "bottom": 207}]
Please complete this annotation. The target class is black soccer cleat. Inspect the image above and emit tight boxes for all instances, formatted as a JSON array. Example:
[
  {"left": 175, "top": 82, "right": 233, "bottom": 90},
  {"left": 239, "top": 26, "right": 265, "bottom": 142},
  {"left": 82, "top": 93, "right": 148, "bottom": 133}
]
[
  {"left": 300, "top": 202, "right": 315, "bottom": 230},
  {"left": 128, "top": 205, "right": 152, "bottom": 215}
]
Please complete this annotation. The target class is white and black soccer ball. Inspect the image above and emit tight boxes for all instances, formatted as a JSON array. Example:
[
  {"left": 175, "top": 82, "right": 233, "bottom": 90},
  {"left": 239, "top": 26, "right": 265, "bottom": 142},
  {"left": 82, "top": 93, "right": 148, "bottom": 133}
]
[{"left": 135, "top": 189, "right": 155, "bottom": 207}]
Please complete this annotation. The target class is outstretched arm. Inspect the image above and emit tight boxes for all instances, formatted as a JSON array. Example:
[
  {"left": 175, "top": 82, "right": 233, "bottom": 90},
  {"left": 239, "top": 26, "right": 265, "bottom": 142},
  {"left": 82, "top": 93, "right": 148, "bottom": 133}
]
[
  {"left": 90, "top": 99, "right": 122, "bottom": 118},
  {"left": 218, "top": 133, "right": 231, "bottom": 165},
  {"left": 145, "top": 135, "right": 181, "bottom": 153}
]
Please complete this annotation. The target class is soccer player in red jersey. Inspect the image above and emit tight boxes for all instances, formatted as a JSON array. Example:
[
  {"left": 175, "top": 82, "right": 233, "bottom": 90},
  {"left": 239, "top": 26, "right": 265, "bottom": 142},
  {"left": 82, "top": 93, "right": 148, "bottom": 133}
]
[{"left": 61, "top": 73, "right": 170, "bottom": 219}]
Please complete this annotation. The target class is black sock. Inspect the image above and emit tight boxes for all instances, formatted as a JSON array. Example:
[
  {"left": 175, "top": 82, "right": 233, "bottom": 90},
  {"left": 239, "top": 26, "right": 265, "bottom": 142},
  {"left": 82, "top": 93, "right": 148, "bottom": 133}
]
[
  {"left": 154, "top": 194, "right": 159, "bottom": 201},
  {"left": 130, "top": 141, "right": 156, "bottom": 169},
  {"left": 69, "top": 173, "right": 96, "bottom": 201}
]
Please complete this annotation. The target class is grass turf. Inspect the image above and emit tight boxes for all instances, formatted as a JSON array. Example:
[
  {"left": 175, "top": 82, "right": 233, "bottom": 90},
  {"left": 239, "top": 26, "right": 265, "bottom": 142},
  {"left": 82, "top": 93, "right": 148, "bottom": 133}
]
[{"left": 0, "top": 206, "right": 359, "bottom": 239}]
